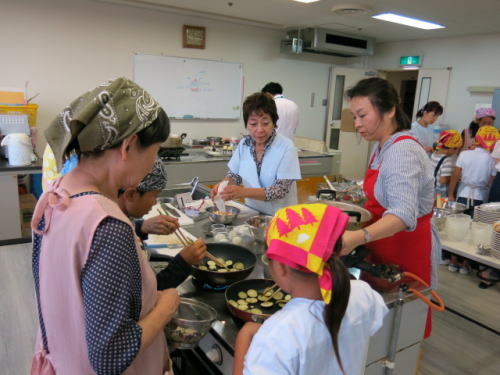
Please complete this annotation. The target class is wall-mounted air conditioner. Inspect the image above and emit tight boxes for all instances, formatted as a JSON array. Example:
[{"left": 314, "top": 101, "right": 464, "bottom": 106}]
[{"left": 282, "top": 28, "right": 375, "bottom": 57}]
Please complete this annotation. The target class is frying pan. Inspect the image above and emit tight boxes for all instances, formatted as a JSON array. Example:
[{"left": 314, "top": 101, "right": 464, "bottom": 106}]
[
  {"left": 192, "top": 243, "right": 256, "bottom": 286},
  {"left": 225, "top": 278, "right": 285, "bottom": 323}
]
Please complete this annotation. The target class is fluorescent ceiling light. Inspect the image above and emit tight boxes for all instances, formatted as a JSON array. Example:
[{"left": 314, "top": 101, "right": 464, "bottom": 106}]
[
  {"left": 292, "top": 0, "right": 320, "bottom": 3},
  {"left": 402, "top": 66, "right": 419, "bottom": 70},
  {"left": 372, "top": 13, "right": 445, "bottom": 30}
]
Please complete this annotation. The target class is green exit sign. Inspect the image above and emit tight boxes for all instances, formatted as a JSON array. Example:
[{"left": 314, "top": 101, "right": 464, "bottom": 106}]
[{"left": 400, "top": 55, "right": 422, "bottom": 66}]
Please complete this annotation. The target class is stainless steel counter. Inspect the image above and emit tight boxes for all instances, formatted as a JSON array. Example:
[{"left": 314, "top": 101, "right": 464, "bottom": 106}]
[
  {"left": 162, "top": 148, "right": 338, "bottom": 186},
  {"left": 157, "top": 184, "right": 431, "bottom": 374}
]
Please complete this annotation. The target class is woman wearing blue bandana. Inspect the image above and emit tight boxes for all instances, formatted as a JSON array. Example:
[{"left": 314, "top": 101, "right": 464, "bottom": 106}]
[{"left": 211, "top": 92, "right": 301, "bottom": 216}]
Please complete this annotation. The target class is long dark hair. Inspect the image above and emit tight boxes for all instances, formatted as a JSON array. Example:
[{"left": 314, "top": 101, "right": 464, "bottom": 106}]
[
  {"left": 346, "top": 77, "right": 410, "bottom": 133},
  {"left": 416, "top": 101, "right": 443, "bottom": 118},
  {"left": 324, "top": 236, "right": 351, "bottom": 373}
]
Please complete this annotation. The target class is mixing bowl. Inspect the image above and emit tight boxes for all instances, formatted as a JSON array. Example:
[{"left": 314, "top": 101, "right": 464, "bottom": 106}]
[
  {"left": 165, "top": 298, "right": 217, "bottom": 349},
  {"left": 206, "top": 205, "right": 240, "bottom": 224},
  {"left": 246, "top": 215, "right": 272, "bottom": 242}
]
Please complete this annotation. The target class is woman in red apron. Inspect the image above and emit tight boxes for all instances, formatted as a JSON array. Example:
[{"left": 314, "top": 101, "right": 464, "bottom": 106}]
[{"left": 341, "top": 78, "right": 436, "bottom": 338}]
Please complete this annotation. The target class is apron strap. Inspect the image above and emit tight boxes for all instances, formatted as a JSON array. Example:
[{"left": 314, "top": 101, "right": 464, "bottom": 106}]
[{"left": 433, "top": 155, "right": 448, "bottom": 188}]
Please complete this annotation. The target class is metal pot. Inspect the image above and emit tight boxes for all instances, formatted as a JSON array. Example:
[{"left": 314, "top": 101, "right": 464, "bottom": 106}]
[
  {"left": 191, "top": 243, "right": 256, "bottom": 286},
  {"left": 225, "top": 278, "right": 284, "bottom": 323},
  {"left": 206, "top": 205, "right": 240, "bottom": 225},
  {"left": 316, "top": 200, "right": 372, "bottom": 230},
  {"left": 163, "top": 133, "right": 187, "bottom": 148}
]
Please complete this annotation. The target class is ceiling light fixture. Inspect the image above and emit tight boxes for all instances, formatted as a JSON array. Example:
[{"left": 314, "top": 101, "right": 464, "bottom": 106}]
[
  {"left": 292, "top": 0, "right": 321, "bottom": 4},
  {"left": 331, "top": 4, "right": 372, "bottom": 16},
  {"left": 402, "top": 65, "right": 420, "bottom": 70},
  {"left": 372, "top": 12, "right": 445, "bottom": 30}
]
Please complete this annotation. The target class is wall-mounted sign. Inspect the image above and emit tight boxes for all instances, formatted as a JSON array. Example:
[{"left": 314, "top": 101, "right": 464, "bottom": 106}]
[{"left": 400, "top": 55, "right": 422, "bottom": 66}]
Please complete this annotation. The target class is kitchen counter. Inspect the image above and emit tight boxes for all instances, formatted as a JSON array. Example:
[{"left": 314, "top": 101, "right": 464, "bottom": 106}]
[
  {"left": 162, "top": 148, "right": 338, "bottom": 186},
  {"left": 157, "top": 184, "right": 431, "bottom": 374},
  {"left": 440, "top": 232, "right": 500, "bottom": 270}
]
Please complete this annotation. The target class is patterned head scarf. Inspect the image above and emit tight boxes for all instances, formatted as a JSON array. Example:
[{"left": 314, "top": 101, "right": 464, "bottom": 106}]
[
  {"left": 136, "top": 159, "right": 167, "bottom": 193},
  {"left": 475, "top": 107, "right": 496, "bottom": 120},
  {"left": 45, "top": 77, "right": 162, "bottom": 170},
  {"left": 475, "top": 125, "right": 500, "bottom": 151},
  {"left": 266, "top": 204, "right": 348, "bottom": 304},
  {"left": 435, "top": 130, "right": 462, "bottom": 150}
]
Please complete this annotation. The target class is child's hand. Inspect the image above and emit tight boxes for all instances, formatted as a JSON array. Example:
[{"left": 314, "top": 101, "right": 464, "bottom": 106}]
[
  {"left": 179, "top": 238, "right": 207, "bottom": 265},
  {"left": 142, "top": 215, "right": 179, "bottom": 235}
]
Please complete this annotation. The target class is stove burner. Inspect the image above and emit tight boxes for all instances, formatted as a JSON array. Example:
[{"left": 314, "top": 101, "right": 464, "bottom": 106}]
[
  {"left": 191, "top": 277, "right": 229, "bottom": 291},
  {"left": 158, "top": 147, "right": 187, "bottom": 161}
]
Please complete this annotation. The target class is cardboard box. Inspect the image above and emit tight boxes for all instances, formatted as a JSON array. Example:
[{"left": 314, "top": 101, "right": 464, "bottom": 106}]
[{"left": 19, "top": 193, "right": 37, "bottom": 237}]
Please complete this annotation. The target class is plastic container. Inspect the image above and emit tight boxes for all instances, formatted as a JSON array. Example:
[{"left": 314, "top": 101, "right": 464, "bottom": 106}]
[
  {"left": 445, "top": 214, "right": 471, "bottom": 241},
  {"left": 1, "top": 133, "right": 34, "bottom": 166},
  {"left": 0, "top": 104, "right": 38, "bottom": 127}
]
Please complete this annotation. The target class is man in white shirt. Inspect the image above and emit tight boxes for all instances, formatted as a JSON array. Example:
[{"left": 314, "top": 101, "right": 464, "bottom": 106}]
[{"left": 262, "top": 82, "right": 299, "bottom": 141}]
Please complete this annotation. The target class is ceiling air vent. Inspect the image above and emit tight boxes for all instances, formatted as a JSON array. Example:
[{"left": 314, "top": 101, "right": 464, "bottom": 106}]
[{"left": 283, "top": 28, "right": 374, "bottom": 57}]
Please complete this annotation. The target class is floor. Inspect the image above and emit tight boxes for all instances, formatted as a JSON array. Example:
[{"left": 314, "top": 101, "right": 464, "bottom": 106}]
[{"left": 0, "top": 244, "right": 499, "bottom": 375}]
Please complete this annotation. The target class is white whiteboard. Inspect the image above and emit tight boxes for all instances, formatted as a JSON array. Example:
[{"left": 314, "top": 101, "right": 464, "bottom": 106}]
[{"left": 134, "top": 54, "right": 242, "bottom": 119}]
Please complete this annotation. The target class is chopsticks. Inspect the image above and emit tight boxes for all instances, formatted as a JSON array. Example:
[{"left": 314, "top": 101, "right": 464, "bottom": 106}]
[
  {"left": 261, "top": 283, "right": 281, "bottom": 301},
  {"left": 157, "top": 208, "right": 228, "bottom": 269}
]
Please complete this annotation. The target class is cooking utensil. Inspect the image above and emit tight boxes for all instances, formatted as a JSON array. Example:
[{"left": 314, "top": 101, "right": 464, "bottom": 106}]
[
  {"left": 192, "top": 243, "right": 256, "bottom": 286},
  {"left": 165, "top": 297, "right": 217, "bottom": 349},
  {"left": 225, "top": 279, "right": 285, "bottom": 323},
  {"left": 245, "top": 215, "right": 272, "bottom": 242},
  {"left": 316, "top": 200, "right": 372, "bottom": 230},
  {"left": 323, "top": 175, "right": 335, "bottom": 191},
  {"left": 160, "top": 202, "right": 180, "bottom": 218},
  {"left": 206, "top": 205, "right": 240, "bottom": 225}
]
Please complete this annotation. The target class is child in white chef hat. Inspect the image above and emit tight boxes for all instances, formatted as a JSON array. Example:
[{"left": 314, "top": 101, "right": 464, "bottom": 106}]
[{"left": 233, "top": 203, "right": 388, "bottom": 375}]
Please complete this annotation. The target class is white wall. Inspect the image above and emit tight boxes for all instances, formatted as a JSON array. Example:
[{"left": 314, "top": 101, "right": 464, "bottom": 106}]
[
  {"left": 0, "top": 0, "right": 349, "bottom": 152},
  {"left": 368, "top": 33, "right": 500, "bottom": 131}
]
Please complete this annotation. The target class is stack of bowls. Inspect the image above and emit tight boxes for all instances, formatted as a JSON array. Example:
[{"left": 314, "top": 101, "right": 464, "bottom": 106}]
[{"left": 474, "top": 202, "right": 500, "bottom": 224}]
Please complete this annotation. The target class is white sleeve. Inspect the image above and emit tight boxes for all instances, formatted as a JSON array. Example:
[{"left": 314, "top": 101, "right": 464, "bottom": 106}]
[
  {"left": 491, "top": 141, "right": 500, "bottom": 159},
  {"left": 244, "top": 325, "right": 296, "bottom": 375},
  {"left": 456, "top": 153, "right": 465, "bottom": 169},
  {"left": 368, "top": 288, "right": 389, "bottom": 336}
]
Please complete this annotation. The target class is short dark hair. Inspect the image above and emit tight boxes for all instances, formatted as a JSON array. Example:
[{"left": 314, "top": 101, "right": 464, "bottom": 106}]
[
  {"left": 416, "top": 101, "right": 443, "bottom": 118},
  {"left": 243, "top": 92, "right": 279, "bottom": 127},
  {"left": 261, "top": 82, "right": 283, "bottom": 95},
  {"left": 345, "top": 77, "right": 410, "bottom": 132}
]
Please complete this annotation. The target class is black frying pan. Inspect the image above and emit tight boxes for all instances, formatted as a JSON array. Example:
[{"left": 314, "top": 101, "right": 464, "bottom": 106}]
[
  {"left": 225, "top": 278, "right": 286, "bottom": 322},
  {"left": 192, "top": 243, "right": 256, "bottom": 286}
]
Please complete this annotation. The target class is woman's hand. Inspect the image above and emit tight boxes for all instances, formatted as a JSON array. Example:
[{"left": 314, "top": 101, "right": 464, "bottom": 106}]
[
  {"left": 220, "top": 185, "right": 245, "bottom": 201},
  {"left": 141, "top": 215, "right": 179, "bottom": 235},
  {"left": 156, "top": 288, "right": 180, "bottom": 322},
  {"left": 340, "top": 230, "right": 365, "bottom": 256},
  {"left": 179, "top": 238, "right": 207, "bottom": 265}
]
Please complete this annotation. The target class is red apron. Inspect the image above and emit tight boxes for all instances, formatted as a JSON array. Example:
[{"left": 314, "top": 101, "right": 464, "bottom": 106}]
[{"left": 363, "top": 135, "right": 433, "bottom": 338}]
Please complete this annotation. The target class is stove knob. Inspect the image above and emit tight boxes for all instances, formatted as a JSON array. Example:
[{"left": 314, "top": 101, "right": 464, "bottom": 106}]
[{"left": 205, "top": 344, "right": 223, "bottom": 365}]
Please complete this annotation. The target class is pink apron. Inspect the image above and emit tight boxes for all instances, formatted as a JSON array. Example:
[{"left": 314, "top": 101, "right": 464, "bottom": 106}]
[{"left": 31, "top": 177, "right": 168, "bottom": 374}]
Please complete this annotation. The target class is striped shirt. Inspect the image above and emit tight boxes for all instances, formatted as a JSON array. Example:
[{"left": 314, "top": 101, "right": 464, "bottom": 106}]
[
  {"left": 430, "top": 152, "right": 456, "bottom": 196},
  {"left": 371, "top": 131, "right": 440, "bottom": 287}
]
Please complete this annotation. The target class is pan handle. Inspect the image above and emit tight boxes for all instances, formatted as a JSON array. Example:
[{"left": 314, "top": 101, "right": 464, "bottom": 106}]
[
  {"left": 316, "top": 189, "right": 336, "bottom": 200},
  {"left": 343, "top": 210, "right": 361, "bottom": 222}
]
